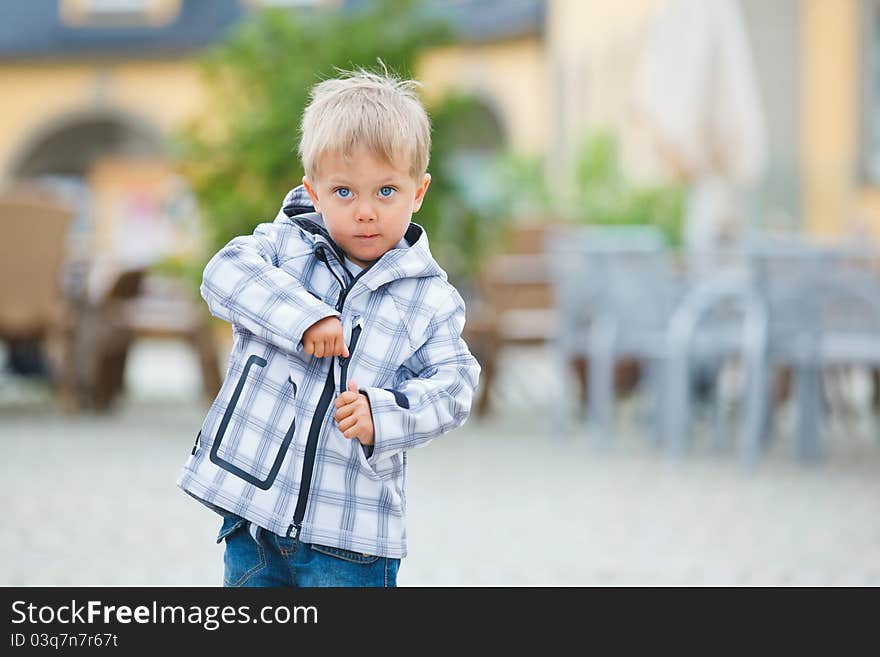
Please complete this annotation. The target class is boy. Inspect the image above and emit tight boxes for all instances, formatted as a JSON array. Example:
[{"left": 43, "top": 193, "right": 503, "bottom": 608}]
[{"left": 177, "top": 68, "right": 481, "bottom": 587}]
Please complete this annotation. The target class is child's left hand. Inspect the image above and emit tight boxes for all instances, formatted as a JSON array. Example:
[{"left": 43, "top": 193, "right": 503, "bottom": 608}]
[{"left": 334, "top": 380, "right": 375, "bottom": 446}]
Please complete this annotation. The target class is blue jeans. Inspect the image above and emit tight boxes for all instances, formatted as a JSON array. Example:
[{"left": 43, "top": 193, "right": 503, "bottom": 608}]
[{"left": 217, "top": 513, "right": 400, "bottom": 587}]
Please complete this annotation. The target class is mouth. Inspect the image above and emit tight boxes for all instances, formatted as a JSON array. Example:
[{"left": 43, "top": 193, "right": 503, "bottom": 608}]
[{"left": 355, "top": 234, "right": 380, "bottom": 240}]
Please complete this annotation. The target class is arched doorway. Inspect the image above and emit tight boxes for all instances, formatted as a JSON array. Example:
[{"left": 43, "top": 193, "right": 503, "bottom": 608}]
[
  {"left": 423, "top": 94, "right": 508, "bottom": 288},
  {"left": 439, "top": 96, "right": 507, "bottom": 213},
  {"left": 10, "top": 112, "right": 162, "bottom": 179},
  {"left": 4, "top": 111, "right": 165, "bottom": 378},
  {"left": 8, "top": 110, "right": 168, "bottom": 259}
]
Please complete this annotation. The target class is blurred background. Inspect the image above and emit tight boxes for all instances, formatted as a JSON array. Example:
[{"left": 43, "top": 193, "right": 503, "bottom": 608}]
[{"left": 1, "top": 0, "right": 879, "bottom": 586}]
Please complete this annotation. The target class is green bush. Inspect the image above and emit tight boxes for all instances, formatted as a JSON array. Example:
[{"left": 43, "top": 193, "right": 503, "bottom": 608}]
[
  {"left": 493, "top": 130, "right": 685, "bottom": 247},
  {"left": 573, "top": 130, "right": 685, "bottom": 247}
]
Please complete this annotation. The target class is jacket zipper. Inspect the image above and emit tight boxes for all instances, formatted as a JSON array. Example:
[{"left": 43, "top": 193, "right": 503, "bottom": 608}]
[
  {"left": 338, "top": 322, "right": 362, "bottom": 394},
  {"left": 290, "top": 246, "right": 366, "bottom": 538}
]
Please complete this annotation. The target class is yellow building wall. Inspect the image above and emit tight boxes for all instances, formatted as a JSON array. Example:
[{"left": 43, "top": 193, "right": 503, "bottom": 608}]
[
  {"left": 2, "top": 41, "right": 547, "bottom": 176},
  {"left": 0, "top": 3, "right": 671, "bottom": 193},
  {"left": 418, "top": 0, "right": 669, "bottom": 193},
  {"left": 800, "top": 0, "right": 874, "bottom": 238},
  {"left": 417, "top": 35, "right": 550, "bottom": 155},
  {"left": 544, "top": 0, "right": 668, "bottom": 183},
  {"left": 0, "top": 58, "right": 207, "bottom": 177}
]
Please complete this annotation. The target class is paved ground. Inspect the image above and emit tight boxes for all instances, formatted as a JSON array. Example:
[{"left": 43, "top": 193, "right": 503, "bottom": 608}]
[{"left": 2, "top": 340, "right": 879, "bottom": 586}]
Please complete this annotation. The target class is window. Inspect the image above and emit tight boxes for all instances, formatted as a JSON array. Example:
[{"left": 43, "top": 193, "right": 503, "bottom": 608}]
[
  {"left": 85, "top": 0, "right": 151, "bottom": 13},
  {"left": 242, "top": 0, "right": 320, "bottom": 8},
  {"left": 59, "top": 0, "right": 180, "bottom": 27}
]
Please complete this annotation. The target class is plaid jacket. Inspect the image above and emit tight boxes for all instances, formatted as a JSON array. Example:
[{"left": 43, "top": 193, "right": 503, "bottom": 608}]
[{"left": 177, "top": 186, "right": 480, "bottom": 558}]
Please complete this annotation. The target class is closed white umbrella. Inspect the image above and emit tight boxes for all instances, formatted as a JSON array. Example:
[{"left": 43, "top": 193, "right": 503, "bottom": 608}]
[{"left": 634, "top": 0, "right": 768, "bottom": 253}]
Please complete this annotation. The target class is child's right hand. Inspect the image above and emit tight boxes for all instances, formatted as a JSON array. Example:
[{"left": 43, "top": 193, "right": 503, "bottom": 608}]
[{"left": 302, "top": 316, "right": 349, "bottom": 358}]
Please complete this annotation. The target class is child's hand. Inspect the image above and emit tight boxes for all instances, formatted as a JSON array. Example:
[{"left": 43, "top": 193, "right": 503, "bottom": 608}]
[
  {"left": 302, "top": 316, "right": 349, "bottom": 358},
  {"left": 334, "top": 380, "right": 375, "bottom": 446}
]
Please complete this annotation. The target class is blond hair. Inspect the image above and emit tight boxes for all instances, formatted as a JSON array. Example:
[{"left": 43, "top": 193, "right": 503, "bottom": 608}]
[{"left": 299, "top": 66, "right": 431, "bottom": 179}]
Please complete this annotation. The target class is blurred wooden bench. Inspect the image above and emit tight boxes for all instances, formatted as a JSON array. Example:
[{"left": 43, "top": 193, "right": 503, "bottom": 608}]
[
  {"left": 0, "top": 181, "right": 221, "bottom": 411},
  {"left": 464, "top": 249, "right": 561, "bottom": 417},
  {"left": 62, "top": 268, "right": 222, "bottom": 411},
  {"left": 117, "top": 273, "right": 222, "bottom": 402}
]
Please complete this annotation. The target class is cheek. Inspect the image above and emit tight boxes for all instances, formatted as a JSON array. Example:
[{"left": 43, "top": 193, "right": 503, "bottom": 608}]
[
  {"left": 321, "top": 212, "right": 348, "bottom": 240},
  {"left": 393, "top": 195, "right": 415, "bottom": 215},
  {"left": 387, "top": 205, "right": 412, "bottom": 230}
]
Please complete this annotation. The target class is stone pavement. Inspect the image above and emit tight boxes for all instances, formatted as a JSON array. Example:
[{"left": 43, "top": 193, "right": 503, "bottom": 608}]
[{"left": 1, "top": 340, "right": 879, "bottom": 586}]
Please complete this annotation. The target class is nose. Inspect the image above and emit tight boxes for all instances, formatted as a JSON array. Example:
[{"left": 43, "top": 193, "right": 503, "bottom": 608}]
[{"left": 354, "top": 199, "right": 377, "bottom": 222}]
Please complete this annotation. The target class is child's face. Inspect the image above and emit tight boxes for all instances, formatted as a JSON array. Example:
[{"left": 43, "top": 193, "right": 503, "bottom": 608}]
[{"left": 302, "top": 148, "right": 431, "bottom": 269}]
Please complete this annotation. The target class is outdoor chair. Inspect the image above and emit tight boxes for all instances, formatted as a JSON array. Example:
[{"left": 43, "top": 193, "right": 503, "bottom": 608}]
[
  {"left": 545, "top": 224, "right": 682, "bottom": 445},
  {"left": 744, "top": 240, "right": 880, "bottom": 461},
  {"left": 547, "top": 226, "right": 774, "bottom": 461},
  {"left": 0, "top": 182, "right": 76, "bottom": 407},
  {"left": 662, "top": 270, "right": 769, "bottom": 464}
]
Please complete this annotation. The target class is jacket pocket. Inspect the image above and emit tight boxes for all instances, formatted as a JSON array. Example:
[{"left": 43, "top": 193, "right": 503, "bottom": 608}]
[
  {"left": 210, "top": 353, "right": 298, "bottom": 490},
  {"left": 352, "top": 436, "right": 382, "bottom": 480},
  {"left": 371, "top": 451, "right": 404, "bottom": 481}
]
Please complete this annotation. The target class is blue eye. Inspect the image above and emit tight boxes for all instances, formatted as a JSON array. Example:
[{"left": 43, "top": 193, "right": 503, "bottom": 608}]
[
  {"left": 334, "top": 187, "right": 352, "bottom": 199},
  {"left": 379, "top": 186, "right": 395, "bottom": 198}
]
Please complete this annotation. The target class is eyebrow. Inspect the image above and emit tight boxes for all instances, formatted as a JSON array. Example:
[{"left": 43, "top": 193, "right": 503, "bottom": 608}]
[{"left": 325, "top": 178, "right": 404, "bottom": 187}]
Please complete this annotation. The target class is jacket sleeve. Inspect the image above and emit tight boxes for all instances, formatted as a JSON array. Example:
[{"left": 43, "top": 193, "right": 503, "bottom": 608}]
[
  {"left": 362, "top": 289, "right": 481, "bottom": 465},
  {"left": 199, "top": 218, "right": 339, "bottom": 355}
]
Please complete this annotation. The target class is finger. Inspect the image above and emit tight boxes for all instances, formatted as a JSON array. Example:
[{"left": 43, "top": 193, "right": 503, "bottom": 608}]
[
  {"left": 343, "top": 424, "right": 361, "bottom": 439},
  {"left": 338, "top": 416, "right": 358, "bottom": 433},
  {"left": 331, "top": 335, "right": 342, "bottom": 357},
  {"left": 314, "top": 341, "right": 325, "bottom": 358},
  {"left": 347, "top": 380, "right": 358, "bottom": 394},
  {"left": 335, "top": 404, "right": 356, "bottom": 422},
  {"left": 335, "top": 391, "right": 358, "bottom": 407},
  {"left": 303, "top": 339, "right": 314, "bottom": 356}
]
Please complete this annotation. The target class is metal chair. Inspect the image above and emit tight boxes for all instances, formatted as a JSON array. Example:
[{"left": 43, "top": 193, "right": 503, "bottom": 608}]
[
  {"left": 548, "top": 226, "right": 776, "bottom": 464},
  {"left": 545, "top": 224, "right": 682, "bottom": 446},
  {"left": 662, "top": 270, "right": 769, "bottom": 464},
  {"left": 743, "top": 238, "right": 880, "bottom": 461}
]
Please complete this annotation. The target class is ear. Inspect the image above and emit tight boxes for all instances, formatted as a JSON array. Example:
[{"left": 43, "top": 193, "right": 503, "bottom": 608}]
[
  {"left": 302, "top": 176, "right": 321, "bottom": 213},
  {"left": 411, "top": 173, "right": 431, "bottom": 213}
]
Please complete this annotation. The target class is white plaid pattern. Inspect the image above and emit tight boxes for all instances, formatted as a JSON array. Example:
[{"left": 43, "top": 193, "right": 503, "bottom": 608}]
[{"left": 177, "top": 186, "right": 480, "bottom": 558}]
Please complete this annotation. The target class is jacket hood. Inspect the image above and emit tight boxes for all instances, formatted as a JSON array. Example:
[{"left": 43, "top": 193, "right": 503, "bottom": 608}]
[{"left": 278, "top": 185, "right": 446, "bottom": 290}]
